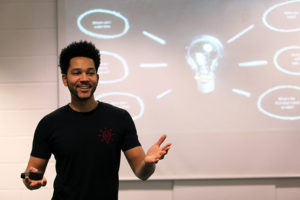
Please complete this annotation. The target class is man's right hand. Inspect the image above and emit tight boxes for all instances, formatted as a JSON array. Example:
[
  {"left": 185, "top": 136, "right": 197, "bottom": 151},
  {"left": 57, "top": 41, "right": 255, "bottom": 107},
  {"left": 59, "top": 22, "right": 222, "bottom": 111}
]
[{"left": 23, "top": 167, "right": 47, "bottom": 190}]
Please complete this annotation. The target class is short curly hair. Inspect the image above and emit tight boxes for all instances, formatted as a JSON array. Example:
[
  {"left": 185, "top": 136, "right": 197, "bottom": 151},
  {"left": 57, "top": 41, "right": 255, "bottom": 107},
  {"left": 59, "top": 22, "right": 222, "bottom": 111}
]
[{"left": 59, "top": 40, "right": 100, "bottom": 74}]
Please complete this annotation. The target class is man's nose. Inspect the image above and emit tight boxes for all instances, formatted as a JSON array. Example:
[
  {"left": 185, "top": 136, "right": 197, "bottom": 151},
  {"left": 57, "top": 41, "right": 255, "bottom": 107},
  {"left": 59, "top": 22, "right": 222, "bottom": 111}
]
[{"left": 80, "top": 73, "right": 88, "bottom": 81}]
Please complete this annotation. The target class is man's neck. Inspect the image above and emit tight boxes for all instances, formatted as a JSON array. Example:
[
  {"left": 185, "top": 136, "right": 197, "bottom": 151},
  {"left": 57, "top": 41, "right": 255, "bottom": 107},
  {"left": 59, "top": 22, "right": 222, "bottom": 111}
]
[{"left": 69, "top": 97, "right": 98, "bottom": 112}]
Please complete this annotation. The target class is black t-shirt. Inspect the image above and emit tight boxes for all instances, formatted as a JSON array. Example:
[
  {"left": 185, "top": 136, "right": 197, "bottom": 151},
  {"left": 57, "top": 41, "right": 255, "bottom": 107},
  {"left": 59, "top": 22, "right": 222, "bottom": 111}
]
[{"left": 31, "top": 102, "right": 141, "bottom": 200}]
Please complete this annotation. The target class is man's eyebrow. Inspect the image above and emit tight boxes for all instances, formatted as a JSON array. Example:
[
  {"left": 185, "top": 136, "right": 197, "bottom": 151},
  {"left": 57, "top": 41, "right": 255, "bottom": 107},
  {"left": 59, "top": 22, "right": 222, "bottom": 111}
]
[
  {"left": 70, "top": 68, "right": 81, "bottom": 71},
  {"left": 70, "top": 67, "right": 95, "bottom": 71}
]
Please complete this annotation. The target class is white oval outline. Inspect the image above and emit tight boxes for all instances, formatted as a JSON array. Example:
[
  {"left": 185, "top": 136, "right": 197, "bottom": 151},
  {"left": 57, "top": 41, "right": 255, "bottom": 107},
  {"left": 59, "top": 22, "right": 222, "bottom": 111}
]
[
  {"left": 257, "top": 85, "right": 300, "bottom": 120},
  {"left": 262, "top": 0, "right": 300, "bottom": 32},
  {"left": 95, "top": 92, "right": 145, "bottom": 120},
  {"left": 77, "top": 9, "right": 130, "bottom": 39},
  {"left": 273, "top": 46, "right": 300, "bottom": 76},
  {"left": 99, "top": 51, "right": 129, "bottom": 84}
]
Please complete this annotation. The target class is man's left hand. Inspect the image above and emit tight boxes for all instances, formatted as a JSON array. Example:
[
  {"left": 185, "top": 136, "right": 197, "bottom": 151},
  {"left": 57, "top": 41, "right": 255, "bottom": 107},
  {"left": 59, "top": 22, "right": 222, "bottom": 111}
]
[{"left": 145, "top": 134, "right": 171, "bottom": 164}]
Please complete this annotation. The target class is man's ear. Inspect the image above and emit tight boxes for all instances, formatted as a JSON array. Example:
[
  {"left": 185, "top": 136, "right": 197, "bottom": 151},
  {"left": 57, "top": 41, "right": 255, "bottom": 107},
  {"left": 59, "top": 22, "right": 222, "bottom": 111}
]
[{"left": 62, "top": 74, "right": 68, "bottom": 86}]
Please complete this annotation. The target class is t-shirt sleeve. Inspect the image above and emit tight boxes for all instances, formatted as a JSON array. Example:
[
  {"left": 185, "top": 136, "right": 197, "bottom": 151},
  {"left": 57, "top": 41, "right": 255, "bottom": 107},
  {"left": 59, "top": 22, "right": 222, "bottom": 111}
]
[
  {"left": 30, "top": 117, "right": 52, "bottom": 160},
  {"left": 121, "top": 110, "right": 141, "bottom": 151}
]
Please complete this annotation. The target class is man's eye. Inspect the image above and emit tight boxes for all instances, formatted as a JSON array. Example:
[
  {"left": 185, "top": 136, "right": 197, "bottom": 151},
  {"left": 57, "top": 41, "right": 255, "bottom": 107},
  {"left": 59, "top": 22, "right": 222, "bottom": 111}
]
[
  {"left": 72, "top": 72, "right": 81, "bottom": 75},
  {"left": 88, "top": 71, "right": 96, "bottom": 75}
]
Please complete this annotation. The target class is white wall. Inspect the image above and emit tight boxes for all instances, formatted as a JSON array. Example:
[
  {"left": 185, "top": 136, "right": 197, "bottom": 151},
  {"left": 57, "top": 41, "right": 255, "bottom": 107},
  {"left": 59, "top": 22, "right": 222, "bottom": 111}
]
[
  {"left": 0, "top": 0, "right": 57, "bottom": 199},
  {"left": 0, "top": 0, "right": 299, "bottom": 199}
]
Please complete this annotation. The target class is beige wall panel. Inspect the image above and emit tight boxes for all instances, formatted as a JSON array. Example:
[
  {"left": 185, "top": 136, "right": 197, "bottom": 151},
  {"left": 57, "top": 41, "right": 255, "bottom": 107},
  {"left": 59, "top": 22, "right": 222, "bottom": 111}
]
[
  {"left": 173, "top": 180, "right": 275, "bottom": 200},
  {"left": 276, "top": 179, "right": 300, "bottom": 200},
  {"left": 58, "top": 81, "right": 71, "bottom": 106},
  {"left": 0, "top": 110, "right": 53, "bottom": 137},
  {"left": 0, "top": 56, "right": 57, "bottom": 83},
  {"left": 0, "top": 137, "right": 32, "bottom": 163},
  {"left": 0, "top": 83, "right": 57, "bottom": 110},
  {"left": 119, "top": 181, "right": 172, "bottom": 200},
  {"left": 0, "top": 2, "right": 55, "bottom": 30},
  {"left": 0, "top": 0, "right": 57, "bottom": 199},
  {"left": 0, "top": 164, "right": 28, "bottom": 189},
  {"left": 0, "top": 190, "right": 22, "bottom": 200},
  {"left": 277, "top": 187, "right": 300, "bottom": 200},
  {"left": 0, "top": 29, "right": 56, "bottom": 57},
  {"left": 21, "top": 189, "right": 53, "bottom": 200}
]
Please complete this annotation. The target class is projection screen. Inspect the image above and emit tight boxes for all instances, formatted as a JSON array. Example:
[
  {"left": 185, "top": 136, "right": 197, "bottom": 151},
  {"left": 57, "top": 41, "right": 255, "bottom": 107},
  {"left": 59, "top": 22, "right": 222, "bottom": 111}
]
[{"left": 57, "top": 0, "right": 300, "bottom": 179}]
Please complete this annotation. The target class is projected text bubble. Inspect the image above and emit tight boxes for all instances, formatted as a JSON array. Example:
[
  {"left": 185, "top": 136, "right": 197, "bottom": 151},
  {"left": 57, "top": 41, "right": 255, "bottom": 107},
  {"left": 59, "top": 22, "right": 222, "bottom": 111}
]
[
  {"left": 263, "top": 0, "right": 300, "bottom": 32},
  {"left": 98, "top": 51, "right": 129, "bottom": 84},
  {"left": 274, "top": 46, "right": 300, "bottom": 75},
  {"left": 77, "top": 9, "right": 130, "bottom": 39},
  {"left": 257, "top": 85, "right": 300, "bottom": 120},
  {"left": 96, "top": 92, "right": 145, "bottom": 120}
]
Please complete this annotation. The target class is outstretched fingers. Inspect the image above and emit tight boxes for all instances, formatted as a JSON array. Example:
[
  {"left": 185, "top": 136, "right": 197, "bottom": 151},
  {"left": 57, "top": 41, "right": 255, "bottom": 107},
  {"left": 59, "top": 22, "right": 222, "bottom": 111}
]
[
  {"left": 156, "top": 134, "right": 167, "bottom": 146},
  {"left": 158, "top": 142, "right": 172, "bottom": 159},
  {"left": 162, "top": 142, "right": 172, "bottom": 150}
]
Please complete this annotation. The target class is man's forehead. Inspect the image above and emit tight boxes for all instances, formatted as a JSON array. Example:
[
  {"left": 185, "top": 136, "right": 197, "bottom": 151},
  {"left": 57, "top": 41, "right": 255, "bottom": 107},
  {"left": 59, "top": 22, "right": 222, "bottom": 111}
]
[
  {"left": 70, "top": 66, "right": 96, "bottom": 71},
  {"left": 70, "top": 56, "right": 94, "bottom": 62}
]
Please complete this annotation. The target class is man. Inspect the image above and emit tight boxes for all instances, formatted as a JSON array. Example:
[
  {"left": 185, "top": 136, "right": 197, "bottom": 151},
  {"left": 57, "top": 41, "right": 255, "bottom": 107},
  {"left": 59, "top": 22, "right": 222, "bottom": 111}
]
[{"left": 23, "top": 40, "right": 171, "bottom": 200}]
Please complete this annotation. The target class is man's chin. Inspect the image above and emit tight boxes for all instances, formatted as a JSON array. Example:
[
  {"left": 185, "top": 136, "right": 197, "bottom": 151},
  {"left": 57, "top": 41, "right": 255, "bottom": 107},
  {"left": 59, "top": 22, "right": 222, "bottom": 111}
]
[
  {"left": 77, "top": 96, "right": 93, "bottom": 101},
  {"left": 69, "top": 88, "right": 96, "bottom": 102},
  {"left": 72, "top": 93, "right": 94, "bottom": 101}
]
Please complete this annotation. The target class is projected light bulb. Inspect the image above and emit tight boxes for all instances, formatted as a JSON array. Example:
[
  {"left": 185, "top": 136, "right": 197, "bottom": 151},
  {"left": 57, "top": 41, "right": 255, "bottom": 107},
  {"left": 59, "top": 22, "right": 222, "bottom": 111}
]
[{"left": 186, "top": 35, "right": 223, "bottom": 93}]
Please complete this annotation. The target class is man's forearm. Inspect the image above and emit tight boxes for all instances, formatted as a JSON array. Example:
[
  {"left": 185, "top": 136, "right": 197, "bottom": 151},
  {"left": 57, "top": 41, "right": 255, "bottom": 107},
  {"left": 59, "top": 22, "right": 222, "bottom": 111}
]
[{"left": 135, "top": 161, "right": 156, "bottom": 181}]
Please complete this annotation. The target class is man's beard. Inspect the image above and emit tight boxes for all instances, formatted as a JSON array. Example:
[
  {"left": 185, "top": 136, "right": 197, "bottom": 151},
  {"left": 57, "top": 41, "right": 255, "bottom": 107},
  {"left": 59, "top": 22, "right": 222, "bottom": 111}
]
[{"left": 67, "top": 81, "right": 98, "bottom": 101}]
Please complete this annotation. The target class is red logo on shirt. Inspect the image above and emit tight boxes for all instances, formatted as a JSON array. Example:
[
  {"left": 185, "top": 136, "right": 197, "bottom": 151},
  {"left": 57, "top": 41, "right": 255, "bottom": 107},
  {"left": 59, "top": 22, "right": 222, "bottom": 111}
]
[{"left": 98, "top": 128, "right": 115, "bottom": 144}]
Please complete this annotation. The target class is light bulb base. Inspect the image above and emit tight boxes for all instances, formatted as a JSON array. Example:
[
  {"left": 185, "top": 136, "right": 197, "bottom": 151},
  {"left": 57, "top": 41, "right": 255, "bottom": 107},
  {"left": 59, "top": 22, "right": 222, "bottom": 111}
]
[{"left": 196, "top": 79, "right": 215, "bottom": 93}]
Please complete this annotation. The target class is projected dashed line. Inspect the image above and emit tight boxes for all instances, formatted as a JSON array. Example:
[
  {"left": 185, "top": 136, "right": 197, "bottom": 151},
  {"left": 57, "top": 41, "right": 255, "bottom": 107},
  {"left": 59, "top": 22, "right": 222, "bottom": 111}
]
[
  {"left": 157, "top": 89, "right": 172, "bottom": 99},
  {"left": 227, "top": 24, "right": 255, "bottom": 44},
  {"left": 143, "top": 31, "right": 166, "bottom": 45},
  {"left": 140, "top": 63, "right": 168, "bottom": 68},
  {"left": 239, "top": 60, "right": 268, "bottom": 67},
  {"left": 232, "top": 88, "right": 251, "bottom": 97}
]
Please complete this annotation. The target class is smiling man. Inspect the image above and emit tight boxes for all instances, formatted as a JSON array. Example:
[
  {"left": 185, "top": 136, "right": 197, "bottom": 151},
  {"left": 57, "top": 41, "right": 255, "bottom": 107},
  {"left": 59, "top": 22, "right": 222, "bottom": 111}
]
[
  {"left": 22, "top": 41, "right": 171, "bottom": 200},
  {"left": 63, "top": 56, "right": 99, "bottom": 111}
]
